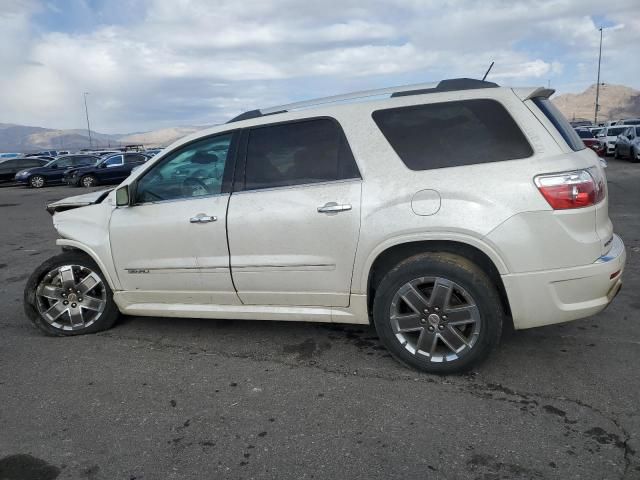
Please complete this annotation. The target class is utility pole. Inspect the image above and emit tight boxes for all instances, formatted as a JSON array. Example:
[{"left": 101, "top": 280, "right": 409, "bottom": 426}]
[
  {"left": 594, "top": 27, "right": 603, "bottom": 125},
  {"left": 83, "top": 92, "right": 93, "bottom": 149}
]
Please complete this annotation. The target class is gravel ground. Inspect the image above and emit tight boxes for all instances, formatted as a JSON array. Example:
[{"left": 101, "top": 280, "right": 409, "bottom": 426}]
[{"left": 0, "top": 158, "right": 638, "bottom": 480}]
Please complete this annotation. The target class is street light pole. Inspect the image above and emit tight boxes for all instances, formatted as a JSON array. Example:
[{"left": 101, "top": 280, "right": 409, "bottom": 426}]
[
  {"left": 83, "top": 92, "right": 93, "bottom": 149},
  {"left": 594, "top": 27, "right": 603, "bottom": 125}
]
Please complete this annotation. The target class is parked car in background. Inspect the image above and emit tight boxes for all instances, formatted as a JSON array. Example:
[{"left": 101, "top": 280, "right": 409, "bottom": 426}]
[
  {"left": 64, "top": 152, "right": 150, "bottom": 187},
  {"left": 14, "top": 154, "right": 99, "bottom": 188},
  {"left": 26, "top": 150, "right": 58, "bottom": 157},
  {"left": 26, "top": 78, "right": 625, "bottom": 375},
  {"left": 145, "top": 148, "right": 163, "bottom": 157},
  {"left": 0, "top": 157, "right": 49, "bottom": 182},
  {"left": 91, "top": 150, "right": 122, "bottom": 157},
  {"left": 575, "top": 128, "right": 604, "bottom": 156},
  {"left": 614, "top": 125, "right": 640, "bottom": 162},
  {"left": 599, "top": 126, "right": 628, "bottom": 155},
  {"left": 590, "top": 126, "right": 604, "bottom": 137},
  {"left": 0, "top": 152, "right": 21, "bottom": 160},
  {"left": 615, "top": 119, "right": 640, "bottom": 126}
]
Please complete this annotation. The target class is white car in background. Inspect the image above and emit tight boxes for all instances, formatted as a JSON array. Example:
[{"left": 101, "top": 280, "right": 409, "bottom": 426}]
[
  {"left": 599, "top": 125, "right": 628, "bottom": 155},
  {"left": 24, "top": 78, "right": 625, "bottom": 374}
]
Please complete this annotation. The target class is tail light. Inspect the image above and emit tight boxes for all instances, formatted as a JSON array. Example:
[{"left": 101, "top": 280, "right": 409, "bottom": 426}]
[{"left": 534, "top": 168, "right": 606, "bottom": 210}]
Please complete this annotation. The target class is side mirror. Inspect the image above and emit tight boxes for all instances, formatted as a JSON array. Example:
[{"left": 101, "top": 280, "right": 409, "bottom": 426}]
[{"left": 116, "top": 185, "right": 130, "bottom": 207}]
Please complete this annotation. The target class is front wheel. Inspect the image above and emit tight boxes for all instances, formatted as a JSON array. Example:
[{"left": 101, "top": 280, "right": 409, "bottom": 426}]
[
  {"left": 24, "top": 251, "right": 119, "bottom": 336},
  {"left": 373, "top": 253, "right": 504, "bottom": 374},
  {"left": 29, "top": 175, "right": 45, "bottom": 188},
  {"left": 80, "top": 175, "right": 97, "bottom": 188}
]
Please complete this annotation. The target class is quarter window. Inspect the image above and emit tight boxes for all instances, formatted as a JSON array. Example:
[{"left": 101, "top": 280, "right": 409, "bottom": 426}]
[
  {"left": 242, "top": 118, "right": 360, "bottom": 191},
  {"left": 372, "top": 99, "right": 533, "bottom": 170},
  {"left": 532, "top": 97, "right": 585, "bottom": 152},
  {"left": 135, "top": 133, "right": 233, "bottom": 203}
]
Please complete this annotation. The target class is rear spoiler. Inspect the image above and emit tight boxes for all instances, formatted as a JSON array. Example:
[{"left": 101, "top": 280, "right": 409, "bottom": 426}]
[{"left": 512, "top": 87, "right": 555, "bottom": 101}]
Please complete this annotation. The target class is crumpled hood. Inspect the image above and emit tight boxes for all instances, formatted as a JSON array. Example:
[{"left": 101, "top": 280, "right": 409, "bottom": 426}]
[{"left": 46, "top": 188, "right": 113, "bottom": 215}]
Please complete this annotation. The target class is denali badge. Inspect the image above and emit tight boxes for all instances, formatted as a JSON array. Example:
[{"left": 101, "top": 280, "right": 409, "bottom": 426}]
[{"left": 127, "top": 269, "right": 150, "bottom": 274}]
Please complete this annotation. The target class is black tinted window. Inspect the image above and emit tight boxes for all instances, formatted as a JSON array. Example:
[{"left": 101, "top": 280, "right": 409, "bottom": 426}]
[
  {"left": 576, "top": 129, "right": 593, "bottom": 138},
  {"left": 532, "top": 97, "right": 585, "bottom": 151},
  {"left": 243, "top": 118, "right": 359, "bottom": 191},
  {"left": 125, "top": 154, "right": 146, "bottom": 163},
  {"left": 373, "top": 99, "right": 533, "bottom": 171}
]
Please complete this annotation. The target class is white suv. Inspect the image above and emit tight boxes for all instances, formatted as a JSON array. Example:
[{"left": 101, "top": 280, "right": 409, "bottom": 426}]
[{"left": 24, "top": 78, "right": 626, "bottom": 374}]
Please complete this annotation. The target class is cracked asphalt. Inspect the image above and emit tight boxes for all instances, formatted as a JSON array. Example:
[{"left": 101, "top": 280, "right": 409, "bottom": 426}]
[{"left": 0, "top": 157, "right": 639, "bottom": 480}]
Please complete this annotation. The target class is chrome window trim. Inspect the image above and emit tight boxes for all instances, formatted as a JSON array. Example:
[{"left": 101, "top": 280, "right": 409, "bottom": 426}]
[
  {"left": 232, "top": 177, "right": 362, "bottom": 196},
  {"left": 134, "top": 191, "right": 229, "bottom": 207}
]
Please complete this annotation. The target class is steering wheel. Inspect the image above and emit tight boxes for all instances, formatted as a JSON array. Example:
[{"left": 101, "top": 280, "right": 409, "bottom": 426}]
[{"left": 181, "top": 177, "right": 209, "bottom": 197}]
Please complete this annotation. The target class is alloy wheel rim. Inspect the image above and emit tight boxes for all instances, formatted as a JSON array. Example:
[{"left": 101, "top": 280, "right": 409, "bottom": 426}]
[
  {"left": 83, "top": 177, "right": 94, "bottom": 187},
  {"left": 32, "top": 176, "right": 44, "bottom": 187},
  {"left": 35, "top": 264, "right": 107, "bottom": 331},
  {"left": 389, "top": 277, "right": 481, "bottom": 363}
]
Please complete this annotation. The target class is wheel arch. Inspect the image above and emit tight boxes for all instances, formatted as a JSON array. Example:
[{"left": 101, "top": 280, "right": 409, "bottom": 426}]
[
  {"left": 57, "top": 239, "right": 118, "bottom": 290},
  {"left": 364, "top": 238, "right": 511, "bottom": 320}
]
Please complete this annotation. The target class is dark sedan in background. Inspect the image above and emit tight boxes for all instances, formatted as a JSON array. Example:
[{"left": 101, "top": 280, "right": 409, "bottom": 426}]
[
  {"left": 0, "top": 157, "right": 49, "bottom": 183},
  {"left": 64, "top": 152, "right": 149, "bottom": 187},
  {"left": 14, "top": 154, "right": 99, "bottom": 188}
]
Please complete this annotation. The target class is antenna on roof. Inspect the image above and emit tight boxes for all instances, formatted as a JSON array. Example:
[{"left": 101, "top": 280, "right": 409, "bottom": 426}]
[{"left": 482, "top": 61, "right": 495, "bottom": 81}]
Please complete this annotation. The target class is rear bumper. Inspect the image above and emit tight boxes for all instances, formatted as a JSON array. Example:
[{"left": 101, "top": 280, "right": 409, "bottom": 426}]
[{"left": 502, "top": 234, "right": 626, "bottom": 329}]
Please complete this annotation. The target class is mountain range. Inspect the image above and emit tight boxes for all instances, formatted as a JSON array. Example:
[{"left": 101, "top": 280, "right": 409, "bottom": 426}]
[
  {"left": 1, "top": 83, "right": 638, "bottom": 153},
  {"left": 552, "top": 84, "right": 640, "bottom": 123},
  {"left": 0, "top": 124, "right": 208, "bottom": 153}
]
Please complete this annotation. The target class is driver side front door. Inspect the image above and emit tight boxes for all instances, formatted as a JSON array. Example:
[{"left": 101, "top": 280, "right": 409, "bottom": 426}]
[{"left": 109, "top": 131, "right": 240, "bottom": 306}]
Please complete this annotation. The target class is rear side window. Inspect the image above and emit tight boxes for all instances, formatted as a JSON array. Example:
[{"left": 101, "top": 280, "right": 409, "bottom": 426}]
[
  {"left": 243, "top": 118, "right": 360, "bottom": 191},
  {"left": 372, "top": 99, "right": 533, "bottom": 171},
  {"left": 532, "top": 97, "right": 585, "bottom": 151}
]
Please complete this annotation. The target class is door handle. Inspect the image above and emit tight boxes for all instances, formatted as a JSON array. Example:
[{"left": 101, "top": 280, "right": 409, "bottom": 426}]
[
  {"left": 189, "top": 214, "right": 217, "bottom": 223},
  {"left": 317, "top": 202, "right": 352, "bottom": 213}
]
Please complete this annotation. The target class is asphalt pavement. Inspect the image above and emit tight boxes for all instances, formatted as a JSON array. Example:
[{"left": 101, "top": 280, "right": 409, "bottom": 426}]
[{"left": 0, "top": 159, "right": 639, "bottom": 480}]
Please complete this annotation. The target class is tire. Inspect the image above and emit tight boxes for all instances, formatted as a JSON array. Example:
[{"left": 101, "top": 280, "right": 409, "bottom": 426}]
[
  {"left": 29, "top": 175, "right": 45, "bottom": 188},
  {"left": 80, "top": 175, "right": 97, "bottom": 188},
  {"left": 24, "top": 251, "right": 119, "bottom": 336},
  {"left": 372, "top": 252, "right": 504, "bottom": 374},
  {"left": 630, "top": 147, "right": 639, "bottom": 163},
  {"left": 614, "top": 147, "right": 620, "bottom": 159}
]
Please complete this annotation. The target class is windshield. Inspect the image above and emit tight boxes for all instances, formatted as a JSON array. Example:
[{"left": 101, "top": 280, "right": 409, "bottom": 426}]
[
  {"left": 576, "top": 129, "right": 594, "bottom": 139},
  {"left": 607, "top": 127, "right": 626, "bottom": 136}
]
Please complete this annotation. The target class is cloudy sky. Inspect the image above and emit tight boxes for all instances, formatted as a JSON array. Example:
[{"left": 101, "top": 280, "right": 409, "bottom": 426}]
[{"left": 1, "top": 0, "right": 639, "bottom": 133}]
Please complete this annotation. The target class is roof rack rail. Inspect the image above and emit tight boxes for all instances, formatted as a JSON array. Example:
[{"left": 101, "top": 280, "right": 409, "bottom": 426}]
[{"left": 226, "top": 77, "right": 499, "bottom": 123}]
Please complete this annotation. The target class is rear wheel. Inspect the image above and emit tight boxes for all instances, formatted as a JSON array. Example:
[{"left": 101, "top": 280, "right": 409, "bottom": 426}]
[
  {"left": 372, "top": 253, "right": 504, "bottom": 374},
  {"left": 614, "top": 147, "right": 620, "bottom": 159},
  {"left": 630, "top": 147, "right": 639, "bottom": 163},
  {"left": 29, "top": 175, "right": 45, "bottom": 188},
  {"left": 24, "top": 251, "right": 119, "bottom": 336},
  {"left": 80, "top": 175, "right": 97, "bottom": 188}
]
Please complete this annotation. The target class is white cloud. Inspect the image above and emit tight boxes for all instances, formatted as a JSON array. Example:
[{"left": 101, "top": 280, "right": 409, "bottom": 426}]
[{"left": 0, "top": 0, "right": 638, "bottom": 132}]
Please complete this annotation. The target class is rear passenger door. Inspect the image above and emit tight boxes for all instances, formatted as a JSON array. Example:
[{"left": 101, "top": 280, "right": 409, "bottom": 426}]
[{"left": 227, "top": 117, "right": 362, "bottom": 307}]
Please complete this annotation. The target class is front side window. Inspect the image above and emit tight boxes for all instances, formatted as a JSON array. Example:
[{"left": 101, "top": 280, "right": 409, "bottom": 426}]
[
  {"left": 103, "top": 155, "right": 124, "bottom": 167},
  {"left": 55, "top": 157, "right": 75, "bottom": 168},
  {"left": 135, "top": 133, "right": 233, "bottom": 203},
  {"left": 242, "top": 118, "right": 360, "bottom": 191},
  {"left": 373, "top": 99, "right": 533, "bottom": 170}
]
